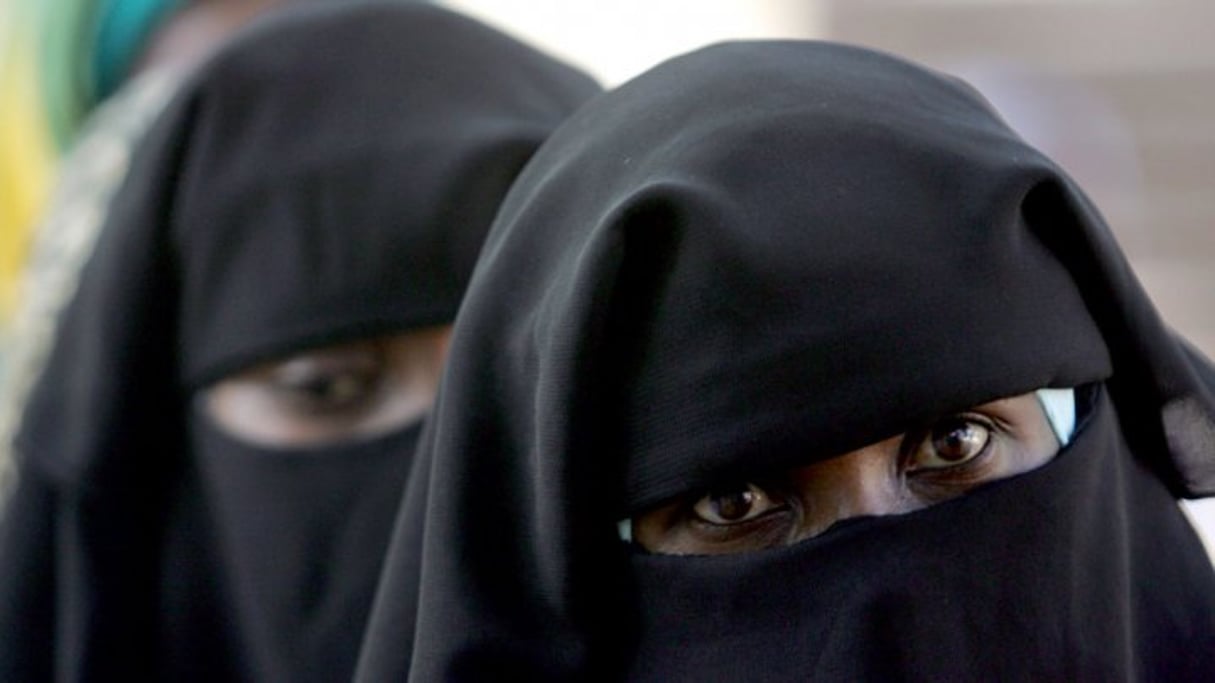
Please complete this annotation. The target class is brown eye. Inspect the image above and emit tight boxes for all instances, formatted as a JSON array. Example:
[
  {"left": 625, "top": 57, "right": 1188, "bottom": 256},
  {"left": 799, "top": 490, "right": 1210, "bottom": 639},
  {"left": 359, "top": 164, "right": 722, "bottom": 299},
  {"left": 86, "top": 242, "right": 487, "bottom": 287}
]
[
  {"left": 691, "top": 484, "right": 783, "bottom": 525},
  {"left": 268, "top": 346, "right": 385, "bottom": 415},
  {"left": 909, "top": 417, "right": 991, "bottom": 471}
]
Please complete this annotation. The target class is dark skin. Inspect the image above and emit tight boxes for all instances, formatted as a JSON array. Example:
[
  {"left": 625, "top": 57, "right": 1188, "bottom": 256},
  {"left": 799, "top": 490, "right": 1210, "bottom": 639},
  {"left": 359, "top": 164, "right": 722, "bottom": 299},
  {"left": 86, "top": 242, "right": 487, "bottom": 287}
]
[
  {"left": 204, "top": 327, "right": 451, "bottom": 447},
  {"left": 633, "top": 393, "right": 1061, "bottom": 555}
]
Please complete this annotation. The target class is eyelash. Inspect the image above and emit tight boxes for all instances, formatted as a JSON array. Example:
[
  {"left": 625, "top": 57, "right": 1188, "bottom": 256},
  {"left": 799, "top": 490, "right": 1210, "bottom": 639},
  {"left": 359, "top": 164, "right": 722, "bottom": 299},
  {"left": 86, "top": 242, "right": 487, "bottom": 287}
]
[
  {"left": 267, "top": 352, "right": 387, "bottom": 417},
  {"left": 688, "top": 482, "right": 791, "bottom": 528}
]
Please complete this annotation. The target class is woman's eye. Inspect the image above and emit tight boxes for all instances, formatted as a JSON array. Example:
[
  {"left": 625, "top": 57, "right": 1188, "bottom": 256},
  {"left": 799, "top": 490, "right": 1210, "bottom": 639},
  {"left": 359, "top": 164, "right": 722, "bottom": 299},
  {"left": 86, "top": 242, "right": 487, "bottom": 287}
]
[
  {"left": 691, "top": 483, "right": 784, "bottom": 525},
  {"left": 908, "top": 417, "right": 992, "bottom": 471},
  {"left": 267, "top": 350, "right": 384, "bottom": 415},
  {"left": 281, "top": 372, "right": 372, "bottom": 406}
]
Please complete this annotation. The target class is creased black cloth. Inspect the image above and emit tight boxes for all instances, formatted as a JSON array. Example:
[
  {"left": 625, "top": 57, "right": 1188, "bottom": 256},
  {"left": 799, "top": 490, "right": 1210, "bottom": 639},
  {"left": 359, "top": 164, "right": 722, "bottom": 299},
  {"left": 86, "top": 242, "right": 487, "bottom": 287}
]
[
  {"left": 355, "top": 41, "right": 1215, "bottom": 680},
  {"left": 0, "top": 3, "right": 599, "bottom": 680}
]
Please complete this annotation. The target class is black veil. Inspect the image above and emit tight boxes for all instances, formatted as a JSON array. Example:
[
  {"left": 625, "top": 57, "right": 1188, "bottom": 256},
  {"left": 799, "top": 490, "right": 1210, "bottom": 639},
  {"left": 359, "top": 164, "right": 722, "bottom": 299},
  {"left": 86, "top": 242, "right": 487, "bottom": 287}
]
[{"left": 357, "top": 41, "right": 1215, "bottom": 680}]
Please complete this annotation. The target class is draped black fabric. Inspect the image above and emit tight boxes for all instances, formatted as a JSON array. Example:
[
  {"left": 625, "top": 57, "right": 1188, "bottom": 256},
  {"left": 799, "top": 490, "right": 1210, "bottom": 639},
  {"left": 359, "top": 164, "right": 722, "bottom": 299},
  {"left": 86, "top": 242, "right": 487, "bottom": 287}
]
[
  {"left": 0, "top": 3, "right": 599, "bottom": 680},
  {"left": 356, "top": 41, "right": 1215, "bottom": 680}
]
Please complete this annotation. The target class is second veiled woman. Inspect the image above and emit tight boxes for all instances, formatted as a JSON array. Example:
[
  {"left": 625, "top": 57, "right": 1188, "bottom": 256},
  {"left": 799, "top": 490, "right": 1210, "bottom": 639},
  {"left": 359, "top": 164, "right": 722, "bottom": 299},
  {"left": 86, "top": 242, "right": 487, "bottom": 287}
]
[{"left": 0, "top": 3, "right": 599, "bottom": 680}]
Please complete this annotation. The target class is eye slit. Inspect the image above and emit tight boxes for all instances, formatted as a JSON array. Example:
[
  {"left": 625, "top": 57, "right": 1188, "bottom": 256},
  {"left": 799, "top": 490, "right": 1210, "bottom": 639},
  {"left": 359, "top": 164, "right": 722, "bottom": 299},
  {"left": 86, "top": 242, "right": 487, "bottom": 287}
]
[
  {"left": 691, "top": 483, "right": 783, "bottom": 525},
  {"left": 908, "top": 416, "right": 992, "bottom": 471}
]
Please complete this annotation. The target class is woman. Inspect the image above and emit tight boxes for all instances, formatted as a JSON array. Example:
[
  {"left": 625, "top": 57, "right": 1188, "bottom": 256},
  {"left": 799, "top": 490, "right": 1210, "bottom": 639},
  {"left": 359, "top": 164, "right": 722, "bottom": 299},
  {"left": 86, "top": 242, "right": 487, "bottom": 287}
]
[
  {"left": 356, "top": 41, "right": 1215, "bottom": 680},
  {"left": 0, "top": 3, "right": 599, "bottom": 680}
]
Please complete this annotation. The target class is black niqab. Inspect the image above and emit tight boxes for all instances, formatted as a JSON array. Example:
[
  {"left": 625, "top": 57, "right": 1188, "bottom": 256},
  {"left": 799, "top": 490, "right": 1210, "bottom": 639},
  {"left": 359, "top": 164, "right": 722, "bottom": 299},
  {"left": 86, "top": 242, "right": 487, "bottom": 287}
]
[
  {"left": 0, "top": 3, "right": 599, "bottom": 680},
  {"left": 356, "top": 41, "right": 1215, "bottom": 680}
]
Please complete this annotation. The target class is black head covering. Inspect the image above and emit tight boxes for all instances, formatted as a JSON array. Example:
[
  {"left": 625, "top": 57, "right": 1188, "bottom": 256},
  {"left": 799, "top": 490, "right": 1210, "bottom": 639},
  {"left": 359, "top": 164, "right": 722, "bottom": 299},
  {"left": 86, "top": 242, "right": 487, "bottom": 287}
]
[
  {"left": 0, "top": 3, "right": 599, "bottom": 680},
  {"left": 355, "top": 41, "right": 1215, "bottom": 680}
]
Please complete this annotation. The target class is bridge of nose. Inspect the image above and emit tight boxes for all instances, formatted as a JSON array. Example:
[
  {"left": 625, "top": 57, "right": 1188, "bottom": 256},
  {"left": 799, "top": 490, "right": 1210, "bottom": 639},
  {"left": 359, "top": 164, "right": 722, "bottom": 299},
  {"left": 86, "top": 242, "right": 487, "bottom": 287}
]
[{"left": 791, "top": 435, "right": 916, "bottom": 536}]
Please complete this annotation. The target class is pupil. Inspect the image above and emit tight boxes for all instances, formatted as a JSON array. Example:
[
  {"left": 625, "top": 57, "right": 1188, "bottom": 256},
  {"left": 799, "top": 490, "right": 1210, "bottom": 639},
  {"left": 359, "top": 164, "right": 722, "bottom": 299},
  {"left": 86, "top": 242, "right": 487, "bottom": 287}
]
[
  {"left": 712, "top": 489, "right": 756, "bottom": 521},
  {"left": 308, "top": 373, "right": 366, "bottom": 403},
  {"left": 936, "top": 423, "right": 981, "bottom": 462}
]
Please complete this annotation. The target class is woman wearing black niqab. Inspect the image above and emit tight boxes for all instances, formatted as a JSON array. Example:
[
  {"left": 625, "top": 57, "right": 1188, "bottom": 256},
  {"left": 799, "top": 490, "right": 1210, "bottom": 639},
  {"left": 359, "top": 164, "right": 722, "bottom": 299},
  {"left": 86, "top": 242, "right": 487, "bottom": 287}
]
[
  {"left": 355, "top": 41, "right": 1215, "bottom": 680},
  {"left": 0, "top": 3, "right": 599, "bottom": 681}
]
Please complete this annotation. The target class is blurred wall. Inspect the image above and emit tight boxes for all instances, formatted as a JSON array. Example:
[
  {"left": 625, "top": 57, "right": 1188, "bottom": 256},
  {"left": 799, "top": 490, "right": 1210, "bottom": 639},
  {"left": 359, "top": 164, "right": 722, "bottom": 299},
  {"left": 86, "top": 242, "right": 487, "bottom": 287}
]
[{"left": 440, "top": 0, "right": 822, "bottom": 85}]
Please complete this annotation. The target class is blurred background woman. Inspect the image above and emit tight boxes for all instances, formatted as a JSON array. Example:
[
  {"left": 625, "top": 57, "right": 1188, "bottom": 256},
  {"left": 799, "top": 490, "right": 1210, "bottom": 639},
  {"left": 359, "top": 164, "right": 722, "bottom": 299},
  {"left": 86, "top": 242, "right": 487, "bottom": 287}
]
[{"left": 0, "top": 3, "right": 599, "bottom": 679}]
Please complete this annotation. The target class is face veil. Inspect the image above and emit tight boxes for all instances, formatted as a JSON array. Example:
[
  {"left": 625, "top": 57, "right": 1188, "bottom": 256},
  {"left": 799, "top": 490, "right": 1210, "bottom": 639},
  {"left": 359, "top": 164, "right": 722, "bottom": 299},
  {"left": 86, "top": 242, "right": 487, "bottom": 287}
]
[
  {"left": 0, "top": 3, "right": 600, "bottom": 680},
  {"left": 354, "top": 41, "right": 1215, "bottom": 680}
]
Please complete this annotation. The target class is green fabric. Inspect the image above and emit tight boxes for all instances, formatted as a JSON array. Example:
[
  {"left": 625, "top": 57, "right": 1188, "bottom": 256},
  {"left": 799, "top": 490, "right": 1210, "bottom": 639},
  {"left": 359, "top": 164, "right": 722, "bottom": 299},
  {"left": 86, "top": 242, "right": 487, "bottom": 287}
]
[
  {"left": 37, "top": 0, "right": 96, "bottom": 149},
  {"left": 36, "top": 0, "right": 183, "bottom": 149}
]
